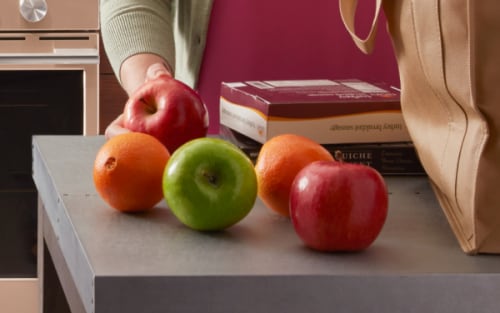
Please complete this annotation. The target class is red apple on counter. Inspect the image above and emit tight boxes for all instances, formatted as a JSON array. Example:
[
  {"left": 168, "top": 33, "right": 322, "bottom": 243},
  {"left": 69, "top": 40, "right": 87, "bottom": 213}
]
[
  {"left": 289, "top": 156, "right": 388, "bottom": 252},
  {"left": 123, "top": 76, "right": 209, "bottom": 152}
]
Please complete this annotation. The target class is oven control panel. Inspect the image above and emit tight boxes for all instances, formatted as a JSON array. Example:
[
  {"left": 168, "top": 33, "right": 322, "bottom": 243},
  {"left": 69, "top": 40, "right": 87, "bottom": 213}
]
[
  {"left": 19, "top": 0, "right": 48, "bottom": 23},
  {"left": 0, "top": 0, "right": 98, "bottom": 31}
]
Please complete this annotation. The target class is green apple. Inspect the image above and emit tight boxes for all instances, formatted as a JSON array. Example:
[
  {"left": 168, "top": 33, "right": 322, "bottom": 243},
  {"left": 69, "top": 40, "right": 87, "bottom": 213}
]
[{"left": 162, "top": 137, "right": 258, "bottom": 231}]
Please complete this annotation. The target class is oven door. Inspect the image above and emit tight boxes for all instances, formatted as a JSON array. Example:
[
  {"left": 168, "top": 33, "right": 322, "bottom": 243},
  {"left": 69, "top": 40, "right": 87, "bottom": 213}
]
[
  {"left": 0, "top": 33, "right": 99, "bottom": 135},
  {"left": 0, "top": 33, "right": 99, "bottom": 280}
]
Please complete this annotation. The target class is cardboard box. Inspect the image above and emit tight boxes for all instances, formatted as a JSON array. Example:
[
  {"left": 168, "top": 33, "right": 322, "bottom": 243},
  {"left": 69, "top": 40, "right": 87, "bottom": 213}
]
[{"left": 219, "top": 79, "right": 411, "bottom": 144}]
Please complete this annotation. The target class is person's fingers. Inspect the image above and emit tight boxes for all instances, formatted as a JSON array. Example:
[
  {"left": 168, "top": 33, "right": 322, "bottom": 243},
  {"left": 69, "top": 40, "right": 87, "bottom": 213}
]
[
  {"left": 104, "top": 114, "right": 130, "bottom": 139},
  {"left": 145, "top": 62, "right": 172, "bottom": 82}
]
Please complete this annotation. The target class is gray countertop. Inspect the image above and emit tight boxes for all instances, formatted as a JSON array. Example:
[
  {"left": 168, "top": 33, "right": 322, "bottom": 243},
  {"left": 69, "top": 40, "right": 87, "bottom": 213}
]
[{"left": 32, "top": 135, "right": 500, "bottom": 313}]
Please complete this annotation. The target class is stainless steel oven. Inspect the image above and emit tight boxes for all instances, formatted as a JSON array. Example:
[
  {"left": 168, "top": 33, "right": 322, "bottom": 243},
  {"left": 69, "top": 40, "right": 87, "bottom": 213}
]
[{"left": 0, "top": 0, "right": 99, "bottom": 306}]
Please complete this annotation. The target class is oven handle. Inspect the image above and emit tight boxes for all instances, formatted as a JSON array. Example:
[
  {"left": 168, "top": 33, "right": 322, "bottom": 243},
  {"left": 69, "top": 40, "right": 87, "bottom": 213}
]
[{"left": 0, "top": 48, "right": 99, "bottom": 65}]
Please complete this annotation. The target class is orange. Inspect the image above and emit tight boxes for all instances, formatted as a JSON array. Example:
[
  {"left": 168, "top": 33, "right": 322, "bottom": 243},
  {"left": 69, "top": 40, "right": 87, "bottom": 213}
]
[
  {"left": 93, "top": 132, "right": 170, "bottom": 212},
  {"left": 255, "top": 134, "right": 334, "bottom": 216}
]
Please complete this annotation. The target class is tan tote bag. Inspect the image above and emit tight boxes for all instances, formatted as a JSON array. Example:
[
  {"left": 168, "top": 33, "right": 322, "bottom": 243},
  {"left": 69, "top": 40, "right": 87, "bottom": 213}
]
[{"left": 339, "top": 0, "right": 500, "bottom": 254}]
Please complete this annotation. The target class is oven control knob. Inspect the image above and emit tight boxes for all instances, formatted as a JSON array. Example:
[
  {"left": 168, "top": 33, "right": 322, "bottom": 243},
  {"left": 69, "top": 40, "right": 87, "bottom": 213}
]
[{"left": 19, "top": 0, "right": 48, "bottom": 23}]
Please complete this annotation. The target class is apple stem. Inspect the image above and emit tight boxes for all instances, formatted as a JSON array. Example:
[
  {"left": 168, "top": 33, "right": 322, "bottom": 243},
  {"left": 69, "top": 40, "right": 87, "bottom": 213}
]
[
  {"left": 203, "top": 171, "right": 220, "bottom": 188},
  {"left": 140, "top": 97, "right": 157, "bottom": 114},
  {"left": 334, "top": 150, "right": 344, "bottom": 163}
]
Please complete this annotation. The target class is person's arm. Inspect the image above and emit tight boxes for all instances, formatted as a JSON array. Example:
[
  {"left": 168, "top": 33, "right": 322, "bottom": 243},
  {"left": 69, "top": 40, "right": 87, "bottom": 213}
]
[
  {"left": 100, "top": 0, "right": 175, "bottom": 92},
  {"left": 100, "top": 0, "right": 175, "bottom": 137}
]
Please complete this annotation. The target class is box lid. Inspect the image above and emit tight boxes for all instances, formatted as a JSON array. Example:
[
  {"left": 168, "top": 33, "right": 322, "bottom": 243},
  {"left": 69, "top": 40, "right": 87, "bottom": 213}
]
[{"left": 220, "top": 79, "right": 400, "bottom": 119}]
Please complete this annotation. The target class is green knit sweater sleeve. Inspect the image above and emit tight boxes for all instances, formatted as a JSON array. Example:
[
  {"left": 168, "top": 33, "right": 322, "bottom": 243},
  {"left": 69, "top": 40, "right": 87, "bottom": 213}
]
[{"left": 100, "top": 0, "right": 175, "bottom": 82}]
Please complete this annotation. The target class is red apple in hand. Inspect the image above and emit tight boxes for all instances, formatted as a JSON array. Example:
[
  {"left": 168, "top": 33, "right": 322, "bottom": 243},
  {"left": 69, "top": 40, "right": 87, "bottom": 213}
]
[
  {"left": 123, "top": 77, "right": 209, "bottom": 152},
  {"left": 290, "top": 157, "right": 388, "bottom": 252}
]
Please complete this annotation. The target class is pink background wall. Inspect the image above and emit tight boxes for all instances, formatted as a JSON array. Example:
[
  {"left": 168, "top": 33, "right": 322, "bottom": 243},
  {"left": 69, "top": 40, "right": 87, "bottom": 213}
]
[{"left": 197, "top": 0, "right": 398, "bottom": 134}]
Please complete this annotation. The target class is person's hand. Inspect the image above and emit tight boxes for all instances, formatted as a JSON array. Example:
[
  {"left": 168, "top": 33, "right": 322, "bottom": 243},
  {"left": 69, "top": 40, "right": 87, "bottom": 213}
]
[
  {"left": 145, "top": 62, "right": 172, "bottom": 82},
  {"left": 104, "top": 113, "right": 129, "bottom": 139},
  {"left": 104, "top": 62, "right": 173, "bottom": 139}
]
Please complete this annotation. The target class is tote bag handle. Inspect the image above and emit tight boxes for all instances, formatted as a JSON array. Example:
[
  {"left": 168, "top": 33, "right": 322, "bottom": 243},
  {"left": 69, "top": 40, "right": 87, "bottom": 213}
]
[{"left": 339, "top": 0, "right": 383, "bottom": 54}]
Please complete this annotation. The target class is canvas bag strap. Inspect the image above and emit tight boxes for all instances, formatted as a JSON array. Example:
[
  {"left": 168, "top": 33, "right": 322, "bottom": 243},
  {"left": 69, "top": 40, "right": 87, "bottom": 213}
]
[{"left": 339, "top": 0, "right": 383, "bottom": 54}]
